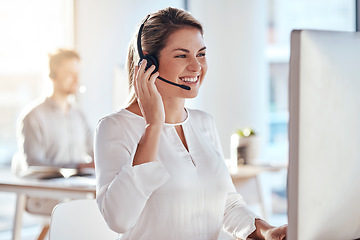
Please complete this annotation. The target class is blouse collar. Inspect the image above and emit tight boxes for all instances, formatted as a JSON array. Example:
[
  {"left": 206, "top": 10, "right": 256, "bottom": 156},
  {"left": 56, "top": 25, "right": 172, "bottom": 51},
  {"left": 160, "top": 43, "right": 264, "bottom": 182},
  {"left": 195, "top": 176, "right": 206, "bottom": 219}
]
[{"left": 123, "top": 108, "right": 189, "bottom": 126}]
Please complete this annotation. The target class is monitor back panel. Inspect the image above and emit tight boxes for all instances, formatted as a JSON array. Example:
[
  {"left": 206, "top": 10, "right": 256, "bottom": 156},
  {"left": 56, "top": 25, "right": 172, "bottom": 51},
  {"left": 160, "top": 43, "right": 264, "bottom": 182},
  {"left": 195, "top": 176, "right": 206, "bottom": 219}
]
[{"left": 288, "top": 30, "right": 360, "bottom": 240}]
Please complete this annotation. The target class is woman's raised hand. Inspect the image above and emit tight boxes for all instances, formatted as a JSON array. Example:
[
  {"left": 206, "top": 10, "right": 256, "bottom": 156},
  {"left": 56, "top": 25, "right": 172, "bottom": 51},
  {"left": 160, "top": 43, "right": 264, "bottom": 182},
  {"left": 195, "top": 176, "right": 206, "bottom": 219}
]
[{"left": 134, "top": 59, "right": 165, "bottom": 127}]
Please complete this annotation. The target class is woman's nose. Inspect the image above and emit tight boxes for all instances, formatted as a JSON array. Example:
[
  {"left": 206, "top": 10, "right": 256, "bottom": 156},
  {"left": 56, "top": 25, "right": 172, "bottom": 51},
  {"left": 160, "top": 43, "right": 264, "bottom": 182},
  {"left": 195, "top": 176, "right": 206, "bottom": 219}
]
[{"left": 187, "top": 57, "right": 201, "bottom": 72}]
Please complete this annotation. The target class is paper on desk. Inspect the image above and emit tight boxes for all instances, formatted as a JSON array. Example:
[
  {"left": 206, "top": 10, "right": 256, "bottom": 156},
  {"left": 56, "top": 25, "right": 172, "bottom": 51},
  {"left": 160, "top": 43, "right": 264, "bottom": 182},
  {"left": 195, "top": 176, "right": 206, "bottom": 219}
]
[{"left": 47, "top": 175, "right": 96, "bottom": 187}]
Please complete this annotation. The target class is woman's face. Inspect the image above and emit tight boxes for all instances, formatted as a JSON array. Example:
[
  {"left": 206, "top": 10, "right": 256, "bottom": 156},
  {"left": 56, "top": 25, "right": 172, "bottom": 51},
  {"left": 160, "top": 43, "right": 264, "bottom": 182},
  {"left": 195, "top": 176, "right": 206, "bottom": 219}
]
[{"left": 157, "top": 27, "right": 207, "bottom": 99}]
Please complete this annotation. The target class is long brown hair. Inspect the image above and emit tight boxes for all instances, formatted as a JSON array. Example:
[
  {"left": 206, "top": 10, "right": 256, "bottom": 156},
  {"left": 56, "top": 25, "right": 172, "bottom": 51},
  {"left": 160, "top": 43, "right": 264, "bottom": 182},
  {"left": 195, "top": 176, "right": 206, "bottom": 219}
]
[{"left": 126, "top": 7, "right": 203, "bottom": 104}]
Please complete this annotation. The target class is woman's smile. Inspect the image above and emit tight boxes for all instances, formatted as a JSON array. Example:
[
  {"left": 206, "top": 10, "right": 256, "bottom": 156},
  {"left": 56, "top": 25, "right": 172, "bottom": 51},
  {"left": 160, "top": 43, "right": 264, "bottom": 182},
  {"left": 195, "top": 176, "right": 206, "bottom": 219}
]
[{"left": 179, "top": 75, "right": 199, "bottom": 83}]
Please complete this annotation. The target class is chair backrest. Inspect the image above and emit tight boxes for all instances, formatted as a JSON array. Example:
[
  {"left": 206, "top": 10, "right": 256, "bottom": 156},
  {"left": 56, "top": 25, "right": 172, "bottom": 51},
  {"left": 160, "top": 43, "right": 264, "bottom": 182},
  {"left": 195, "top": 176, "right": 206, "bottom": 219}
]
[{"left": 49, "top": 199, "right": 119, "bottom": 240}]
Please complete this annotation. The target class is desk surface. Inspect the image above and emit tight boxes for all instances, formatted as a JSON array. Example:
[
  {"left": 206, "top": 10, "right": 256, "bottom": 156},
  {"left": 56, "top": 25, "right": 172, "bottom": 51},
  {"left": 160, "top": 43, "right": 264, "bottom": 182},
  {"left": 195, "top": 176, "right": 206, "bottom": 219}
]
[
  {"left": 0, "top": 163, "right": 287, "bottom": 194},
  {"left": 230, "top": 164, "right": 287, "bottom": 180},
  {"left": 0, "top": 168, "right": 96, "bottom": 198},
  {"left": 0, "top": 168, "right": 97, "bottom": 240}
]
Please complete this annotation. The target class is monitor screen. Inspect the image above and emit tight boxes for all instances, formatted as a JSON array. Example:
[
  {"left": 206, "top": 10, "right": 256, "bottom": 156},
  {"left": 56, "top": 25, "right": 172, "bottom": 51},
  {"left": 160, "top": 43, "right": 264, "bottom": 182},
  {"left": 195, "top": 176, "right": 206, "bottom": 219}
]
[{"left": 288, "top": 29, "right": 360, "bottom": 240}]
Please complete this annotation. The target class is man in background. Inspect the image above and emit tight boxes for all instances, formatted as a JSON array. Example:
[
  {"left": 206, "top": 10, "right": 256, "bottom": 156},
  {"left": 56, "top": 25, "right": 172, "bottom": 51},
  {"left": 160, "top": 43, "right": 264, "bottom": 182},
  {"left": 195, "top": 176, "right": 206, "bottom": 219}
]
[
  {"left": 16, "top": 49, "right": 94, "bottom": 172},
  {"left": 13, "top": 49, "right": 94, "bottom": 239}
]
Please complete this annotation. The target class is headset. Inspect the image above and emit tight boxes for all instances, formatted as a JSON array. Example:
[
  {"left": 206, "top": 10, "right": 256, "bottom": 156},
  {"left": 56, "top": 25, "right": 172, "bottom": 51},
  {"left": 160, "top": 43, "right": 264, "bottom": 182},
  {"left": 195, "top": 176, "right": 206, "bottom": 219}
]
[{"left": 137, "top": 15, "right": 191, "bottom": 91}]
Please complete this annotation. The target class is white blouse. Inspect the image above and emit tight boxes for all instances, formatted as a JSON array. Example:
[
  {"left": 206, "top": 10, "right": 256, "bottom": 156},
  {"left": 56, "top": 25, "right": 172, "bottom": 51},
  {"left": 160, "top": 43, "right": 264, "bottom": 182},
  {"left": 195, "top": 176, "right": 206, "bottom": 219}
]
[{"left": 94, "top": 108, "right": 257, "bottom": 240}]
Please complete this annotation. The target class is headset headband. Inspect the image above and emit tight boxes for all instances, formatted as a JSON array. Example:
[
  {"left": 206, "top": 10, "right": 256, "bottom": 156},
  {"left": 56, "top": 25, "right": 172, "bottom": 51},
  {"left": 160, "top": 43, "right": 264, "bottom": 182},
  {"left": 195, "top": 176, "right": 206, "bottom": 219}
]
[{"left": 137, "top": 15, "right": 151, "bottom": 60}]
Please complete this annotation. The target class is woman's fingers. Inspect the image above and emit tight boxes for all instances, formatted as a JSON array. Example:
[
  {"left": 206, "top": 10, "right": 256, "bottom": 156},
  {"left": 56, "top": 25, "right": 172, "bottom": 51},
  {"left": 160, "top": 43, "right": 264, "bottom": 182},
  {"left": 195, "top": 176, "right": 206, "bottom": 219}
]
[
  {"left": 142, "top": 65, "right": 156, "bottom": 93},
  {"left": 135, "top": 60, "right": 146, "bottom": 95},
  {"left": 133, "top": 61, "right": 164, "bottom": 126},
  {"left": 134, "top": 60, "right": 162, "bottom": 106},
  {"left": 133, "top": 65, "right": 140, "bottom": 98},
  {"left": 148, "top": 70, "right": 159, "bottom": 84},
  {"left": 148, "top": 71, "right": 160, "bottom": 96},
  {"left": 136, "top": 60, "right": 156, "bottom": 96}
]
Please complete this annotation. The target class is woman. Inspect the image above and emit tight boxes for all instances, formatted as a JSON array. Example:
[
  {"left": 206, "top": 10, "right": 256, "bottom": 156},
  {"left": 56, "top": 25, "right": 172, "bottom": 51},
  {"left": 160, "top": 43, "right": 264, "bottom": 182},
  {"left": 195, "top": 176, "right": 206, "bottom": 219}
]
[{"left": 95, "top": 7, "right": 287, "bottom": 240}]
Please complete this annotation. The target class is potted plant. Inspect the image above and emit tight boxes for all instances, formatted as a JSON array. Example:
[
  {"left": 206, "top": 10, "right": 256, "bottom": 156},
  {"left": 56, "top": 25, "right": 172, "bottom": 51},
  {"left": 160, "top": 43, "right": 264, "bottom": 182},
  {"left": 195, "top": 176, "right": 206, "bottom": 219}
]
[{"left": 231, "top": 127, "right": 261, "bottom": 166}]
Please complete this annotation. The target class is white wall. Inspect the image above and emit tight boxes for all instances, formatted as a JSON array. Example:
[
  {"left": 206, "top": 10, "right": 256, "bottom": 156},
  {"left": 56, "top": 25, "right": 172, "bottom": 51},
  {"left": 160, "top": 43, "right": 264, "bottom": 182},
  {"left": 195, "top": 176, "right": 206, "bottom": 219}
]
[
  {"left": 187, "top": 0, "right": 269, "bottom": 158},
  {"left": 75, "top": 0, "right": 269, "bottom": 158}
]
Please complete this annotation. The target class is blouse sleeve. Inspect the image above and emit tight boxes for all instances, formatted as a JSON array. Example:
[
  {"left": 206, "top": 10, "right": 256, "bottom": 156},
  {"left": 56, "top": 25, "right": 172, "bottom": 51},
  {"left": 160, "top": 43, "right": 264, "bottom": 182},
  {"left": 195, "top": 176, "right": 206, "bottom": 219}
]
[
  {"left": 208, "top": 116, "right": 258, "bottom": 239},
  {"left": 94, "top": 116, "right": 170, "bottom": 233},
  {"left": 222, "top": 192, "right": 258, "bottom": 239}
]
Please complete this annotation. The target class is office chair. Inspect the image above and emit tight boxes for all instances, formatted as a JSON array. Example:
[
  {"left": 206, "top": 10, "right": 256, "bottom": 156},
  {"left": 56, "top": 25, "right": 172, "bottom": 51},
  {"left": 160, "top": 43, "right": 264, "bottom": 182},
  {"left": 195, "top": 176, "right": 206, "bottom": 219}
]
[{"left": 49, "top": 199, "right": 119, "bottom": 240}]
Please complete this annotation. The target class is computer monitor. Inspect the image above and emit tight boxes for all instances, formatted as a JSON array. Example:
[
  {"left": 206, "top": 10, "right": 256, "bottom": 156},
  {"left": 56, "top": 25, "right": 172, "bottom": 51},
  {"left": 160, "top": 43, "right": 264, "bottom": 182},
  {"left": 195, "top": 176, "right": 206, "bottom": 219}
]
[{"left": 288, "top": 30, "right": 360, "bottom": 240}]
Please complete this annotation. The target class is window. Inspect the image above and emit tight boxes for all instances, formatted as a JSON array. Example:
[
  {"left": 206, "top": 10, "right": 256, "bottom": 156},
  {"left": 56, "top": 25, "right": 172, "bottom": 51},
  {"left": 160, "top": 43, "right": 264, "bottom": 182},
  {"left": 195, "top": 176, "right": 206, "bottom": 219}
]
[
  {"left": 266, "top": 0, "right": 355, "bottom": 162},
  {"left": 265, "top": 0, "right": 355, "bottom": 224},
  {"left": 0, "top": 0, "right": 74, "bottom": 165}
]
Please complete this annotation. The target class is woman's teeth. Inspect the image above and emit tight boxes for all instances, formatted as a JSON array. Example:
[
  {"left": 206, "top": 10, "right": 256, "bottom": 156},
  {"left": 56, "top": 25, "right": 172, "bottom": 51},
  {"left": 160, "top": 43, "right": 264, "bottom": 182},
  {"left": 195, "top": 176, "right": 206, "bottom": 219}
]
[{"left": 180, "top": 76, "right": 198, "bottom": 82}]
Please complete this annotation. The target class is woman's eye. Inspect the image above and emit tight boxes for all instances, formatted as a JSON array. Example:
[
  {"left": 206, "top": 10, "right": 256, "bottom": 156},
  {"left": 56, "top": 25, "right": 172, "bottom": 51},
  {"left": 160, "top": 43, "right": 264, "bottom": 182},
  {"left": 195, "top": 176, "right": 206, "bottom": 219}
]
[
  {"left": 197, "top": 52, "right": 206, "bottom": 57},
  {"left": 175, "top": 55, "right": 186, "bottom": 58}
]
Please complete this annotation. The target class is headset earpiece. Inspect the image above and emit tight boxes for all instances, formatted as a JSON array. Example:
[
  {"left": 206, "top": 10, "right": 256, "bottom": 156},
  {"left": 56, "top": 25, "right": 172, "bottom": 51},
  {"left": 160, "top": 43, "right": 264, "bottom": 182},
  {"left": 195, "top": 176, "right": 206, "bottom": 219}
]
[{"left": 139, "top": 54, "right": 159, "bottom": 73}]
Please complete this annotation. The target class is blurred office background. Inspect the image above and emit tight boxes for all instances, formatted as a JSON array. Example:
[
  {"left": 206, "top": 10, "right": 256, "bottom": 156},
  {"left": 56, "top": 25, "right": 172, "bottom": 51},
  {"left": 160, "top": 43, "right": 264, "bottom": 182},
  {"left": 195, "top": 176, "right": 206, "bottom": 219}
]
[{"left": 0, "top": 0, "right": 355, "bottom": 239}]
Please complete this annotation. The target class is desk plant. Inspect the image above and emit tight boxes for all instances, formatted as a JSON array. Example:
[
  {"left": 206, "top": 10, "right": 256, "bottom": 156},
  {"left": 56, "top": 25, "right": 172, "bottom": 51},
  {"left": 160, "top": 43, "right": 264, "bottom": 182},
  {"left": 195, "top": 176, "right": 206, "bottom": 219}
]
[{"left": 231, "top": 127, "right": 260, "bottom": 165}]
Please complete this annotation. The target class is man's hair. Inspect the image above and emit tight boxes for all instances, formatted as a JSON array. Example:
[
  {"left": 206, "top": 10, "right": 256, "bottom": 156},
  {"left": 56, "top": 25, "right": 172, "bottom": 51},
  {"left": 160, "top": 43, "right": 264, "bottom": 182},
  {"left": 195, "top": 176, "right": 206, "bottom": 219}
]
[{"left": 48, "top": 49, "right": 80, "bottom": 79}]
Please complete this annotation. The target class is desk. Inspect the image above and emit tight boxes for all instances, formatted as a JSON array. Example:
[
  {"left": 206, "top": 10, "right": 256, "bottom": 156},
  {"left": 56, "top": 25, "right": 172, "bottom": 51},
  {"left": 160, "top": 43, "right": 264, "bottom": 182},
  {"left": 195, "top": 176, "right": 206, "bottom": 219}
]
[
  {"left": 230, "top": 164, "right": 287, "bottom": 180},
  {"left": 0, "top": 168, "right": 96, "bottom": 240},
  {"left": 0, "top": 164, "right": 285, "bottom": 239},
  {"left": 229, "top": 164, "right": 287, "bottom": 220}
]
